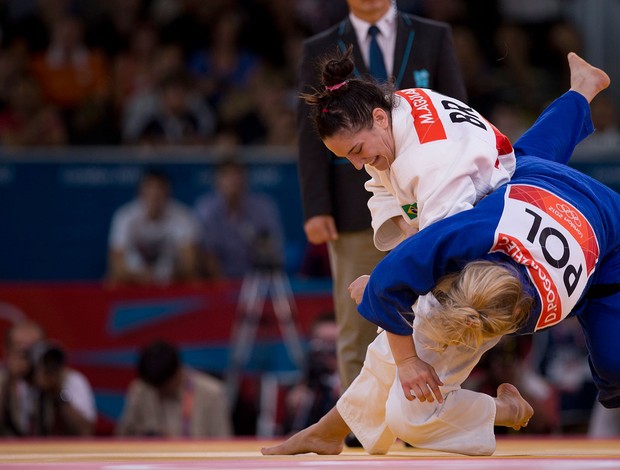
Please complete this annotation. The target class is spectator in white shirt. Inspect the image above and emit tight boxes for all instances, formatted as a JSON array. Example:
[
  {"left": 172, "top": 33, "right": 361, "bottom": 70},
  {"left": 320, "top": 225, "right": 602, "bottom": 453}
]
[{"left": 107, "top": 168, "right": 200, "bottom": 285}]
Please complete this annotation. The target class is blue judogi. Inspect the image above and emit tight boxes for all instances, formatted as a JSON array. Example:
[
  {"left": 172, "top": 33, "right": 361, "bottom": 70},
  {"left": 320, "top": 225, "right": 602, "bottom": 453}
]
[{"left": 360, "top": 91, "right": 620, "bottom": 408}]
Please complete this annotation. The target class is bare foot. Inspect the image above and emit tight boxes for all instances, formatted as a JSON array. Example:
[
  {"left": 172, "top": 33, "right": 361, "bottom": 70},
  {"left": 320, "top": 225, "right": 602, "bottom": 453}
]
[
  {"left": 568, "top": 52, "right": 610, "bottom": 103},
  {"left": 493, "top": 383, "right": 534, "bottom": 431},
  {"left": 261, "top": 422, "right": 345, "bottom": 455}
]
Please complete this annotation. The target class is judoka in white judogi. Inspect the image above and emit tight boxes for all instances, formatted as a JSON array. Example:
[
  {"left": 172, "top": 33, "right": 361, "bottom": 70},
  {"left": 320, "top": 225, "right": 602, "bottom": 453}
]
[
  {"left": 365, "top": 88, "right": 515, "bottom": 251},
  {"left": 337, "top": 294, "right": 500, "bottom": 456}
]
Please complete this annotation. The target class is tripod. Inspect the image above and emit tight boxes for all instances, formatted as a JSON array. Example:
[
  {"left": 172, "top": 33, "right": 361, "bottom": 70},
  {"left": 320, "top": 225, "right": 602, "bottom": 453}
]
[{"left": 226, "top": 266, "right": 306, "bottom": 416}]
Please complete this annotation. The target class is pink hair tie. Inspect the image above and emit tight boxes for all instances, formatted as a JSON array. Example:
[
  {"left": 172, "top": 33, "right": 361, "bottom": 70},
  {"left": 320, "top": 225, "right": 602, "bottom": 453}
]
[{"left": 325, "top": 80, "right": 348, "bottom": 92}]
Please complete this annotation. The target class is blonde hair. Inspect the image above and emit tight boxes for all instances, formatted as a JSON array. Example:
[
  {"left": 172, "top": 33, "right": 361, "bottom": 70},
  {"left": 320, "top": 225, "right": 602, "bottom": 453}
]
[{"left": 422, "top": 260, "right": 533, "bottom": 351}]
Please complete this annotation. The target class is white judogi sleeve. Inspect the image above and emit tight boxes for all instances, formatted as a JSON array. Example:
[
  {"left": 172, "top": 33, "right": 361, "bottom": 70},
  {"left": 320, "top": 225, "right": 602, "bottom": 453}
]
[
  {"left": 365, "top": 166, "right": 416, "bottom": 252},
  {"left": 337, "top": 295, "right": 500, "bottom": 456}
]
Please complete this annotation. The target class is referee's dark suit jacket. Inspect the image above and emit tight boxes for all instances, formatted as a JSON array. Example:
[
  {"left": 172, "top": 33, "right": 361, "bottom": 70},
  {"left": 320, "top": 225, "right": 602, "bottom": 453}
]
[{"left": 297, "top": 12, "right": 468, "bottom": 234}]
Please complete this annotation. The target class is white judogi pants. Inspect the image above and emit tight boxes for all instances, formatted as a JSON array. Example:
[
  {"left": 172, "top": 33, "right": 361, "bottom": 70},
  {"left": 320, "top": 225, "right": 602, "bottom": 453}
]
[{"left": 337, "top": 295, "right": 500, "bottom": 456}]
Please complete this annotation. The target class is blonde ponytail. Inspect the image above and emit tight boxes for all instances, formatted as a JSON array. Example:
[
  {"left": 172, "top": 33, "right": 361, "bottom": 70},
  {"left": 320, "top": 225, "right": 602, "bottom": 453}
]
[{"left": 422, "top": 261, "right": 533, "bottom": 351}]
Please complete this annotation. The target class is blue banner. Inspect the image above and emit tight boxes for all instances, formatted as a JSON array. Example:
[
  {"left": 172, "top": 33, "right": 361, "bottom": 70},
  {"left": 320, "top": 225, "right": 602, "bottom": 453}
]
[{"left": 0, "top": 152, "right": 305, "bottom": 280}]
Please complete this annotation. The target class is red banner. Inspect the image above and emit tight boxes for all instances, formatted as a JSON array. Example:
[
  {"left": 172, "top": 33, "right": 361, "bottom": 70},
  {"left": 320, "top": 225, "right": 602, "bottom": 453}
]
[{"left": 0, "top": 279, "right": 333, "bottom": 434}]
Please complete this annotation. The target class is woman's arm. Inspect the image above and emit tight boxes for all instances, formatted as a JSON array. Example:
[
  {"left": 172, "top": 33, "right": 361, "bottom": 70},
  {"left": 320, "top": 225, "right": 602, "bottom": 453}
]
[{"left": 387, "top": 332, "right": 443, "bottom": 403}]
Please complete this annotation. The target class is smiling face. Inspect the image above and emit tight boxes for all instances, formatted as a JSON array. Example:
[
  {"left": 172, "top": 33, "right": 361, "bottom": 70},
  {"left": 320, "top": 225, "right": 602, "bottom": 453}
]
[{"left": 323, "top": 107, "right": 395, "bottom": 171}]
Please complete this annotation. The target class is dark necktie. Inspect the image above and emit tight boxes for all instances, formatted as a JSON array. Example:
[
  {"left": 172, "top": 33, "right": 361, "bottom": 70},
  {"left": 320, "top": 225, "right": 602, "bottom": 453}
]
[{"left": 368, "top": 25, "right": 387, "bottom": 82}]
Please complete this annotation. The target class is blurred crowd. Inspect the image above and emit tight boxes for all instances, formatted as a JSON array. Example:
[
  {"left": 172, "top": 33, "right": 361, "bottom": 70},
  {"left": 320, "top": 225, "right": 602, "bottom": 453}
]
[
  {"left": 1, "top": 0, "right": 619, "bottom": 439},
  {"left": 0, "top": 0, "right": 306, "bottom": 147},
  {"left": 0, "top": 0, "right": 616, "bottom": 150}
]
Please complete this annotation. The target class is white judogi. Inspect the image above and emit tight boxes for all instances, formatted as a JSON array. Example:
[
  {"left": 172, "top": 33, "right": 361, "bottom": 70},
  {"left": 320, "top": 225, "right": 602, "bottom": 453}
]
[
  {"left": 337, "top": 295, "right": 500, "bottom": 456},
  {"left": 366, "top": 88, "right": 515, "bottom": 251}
]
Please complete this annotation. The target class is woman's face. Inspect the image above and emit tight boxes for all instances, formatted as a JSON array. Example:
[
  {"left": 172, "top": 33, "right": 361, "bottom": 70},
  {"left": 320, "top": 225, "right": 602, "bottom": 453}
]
[{"left": 323, "top": 108, "right": 395, "bottom": 171}]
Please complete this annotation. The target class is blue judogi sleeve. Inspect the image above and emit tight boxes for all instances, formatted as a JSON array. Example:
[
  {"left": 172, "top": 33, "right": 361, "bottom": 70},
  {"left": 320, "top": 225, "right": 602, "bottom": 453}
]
[
  {"left": 359, "top": 190, "right": 507, "bottom": 335},
  {"left": 513, "top": 90, "right": 593, "bottom": 164},
  {"left": 360, "top": 90, "right": 597, "bottom": 336}
]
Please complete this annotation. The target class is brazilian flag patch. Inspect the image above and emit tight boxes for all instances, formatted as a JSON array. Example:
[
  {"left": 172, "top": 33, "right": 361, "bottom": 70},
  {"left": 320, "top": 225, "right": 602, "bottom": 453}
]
[{"left": 402, "top": 203, "right": 418, "bottom": 220}]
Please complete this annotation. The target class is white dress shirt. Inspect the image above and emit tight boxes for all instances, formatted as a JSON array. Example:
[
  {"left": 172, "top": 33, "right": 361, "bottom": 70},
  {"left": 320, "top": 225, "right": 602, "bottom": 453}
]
[{"left": 349, "top": 6, "right": 397, "bottom": 76}]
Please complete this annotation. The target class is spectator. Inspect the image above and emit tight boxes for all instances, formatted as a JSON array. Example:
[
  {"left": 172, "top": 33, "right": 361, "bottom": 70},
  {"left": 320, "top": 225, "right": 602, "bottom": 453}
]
[
  {"left": 29, "top": 14, "right": 114, "bottom": 143},
  {"left": 186, "top": 7, "right": 285, "bottom": 146},
  {"left": 215, "top": 69, "right": 298, "bottom": 147},
  {"left": 0, "top": 320, "right": 45, "bottom": 436},
  {"left": 133, "top": 71, "right": 216, "bottom": 146},
  {"left": 293, "top": 0, "right": 348, "bottom": 36},
  {"left": 0, "top": 73, "right": 67, "bottom": 146},
  {"left": 28, "top": 340, "right": 97, "bottom": 436},
  {"left": 249, "top": 72, "right": 298, "bottom": 147},
  {"left": 111, "top": 21, "right": 161, "bottom": 114},
  {"left": 492, "top": 0, "right": 583, "bottom": 116},
  {"left": 116, "top": 340, "right": 232, "bottom": 437},
  {"left": 0, "top": 39, "right": 30, "bottom": 112},
  {"left": 151, "top": 0, "right": 222, "bottom": 56},
  {"left": 121, "top": 43, "right": 187, "bottom": 143},
  {"left": 187, "top": 8, "right": 261, "bottom": 115},
  {"left": 283, "top": 312, "right": 339, "bottom": 434},
  {"left": 107, "top": 168, "right": 200, "bottom": 286},
  {"left": 451, "top": 25, "right": 501, "bottom": 117},
  {"left": 0, "top": 321, "right": 96, "bottom": 436},
  {"left": 193, "top": 157, "right": 285, "bottom": 279},
  {"left": 86, "top": 0, "right": 148, "bottom": 57},
  {"left": 3, "top": 0, "right": 73, "bottom": 54}
]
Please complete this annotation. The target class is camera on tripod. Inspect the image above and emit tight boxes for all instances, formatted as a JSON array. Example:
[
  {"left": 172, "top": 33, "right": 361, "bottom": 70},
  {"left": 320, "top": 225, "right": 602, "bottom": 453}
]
[
  {"left": 250, "top": 229, "right": 284, "bottom": 272},
  {"left": 227, "top": 228, "right": 306, "bottom": 423}
]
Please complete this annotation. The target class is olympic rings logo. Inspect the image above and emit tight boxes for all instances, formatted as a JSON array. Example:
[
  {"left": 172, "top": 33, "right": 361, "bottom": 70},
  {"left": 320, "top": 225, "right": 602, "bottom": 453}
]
[{"left": 555, "top": 203, "right": 582, "bottom": 227}]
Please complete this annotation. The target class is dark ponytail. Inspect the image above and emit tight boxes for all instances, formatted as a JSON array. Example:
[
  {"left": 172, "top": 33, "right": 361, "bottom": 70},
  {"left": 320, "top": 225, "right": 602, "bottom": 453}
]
[{"left": 301, "top": 46, "right": 394, "bottom": 140}]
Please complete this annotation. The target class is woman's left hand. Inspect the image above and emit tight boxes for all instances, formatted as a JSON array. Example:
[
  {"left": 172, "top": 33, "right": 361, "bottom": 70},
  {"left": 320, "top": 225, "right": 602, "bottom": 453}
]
[{"left": 396, "top": 355, "right": 444, "bottom": 403}]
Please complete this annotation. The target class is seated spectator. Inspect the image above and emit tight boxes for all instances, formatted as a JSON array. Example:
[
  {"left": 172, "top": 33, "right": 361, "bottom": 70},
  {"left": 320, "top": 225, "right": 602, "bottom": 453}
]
[
  {"left": 112, "top": 21, "right": 161, "bottom": 113},
  {"left": 107, "top": 168, "right": 199, "bottom": 286},
  {"left": 240, "top": 72, "right": 297, "bottom": 146},
  {"left": 193, "top": 157, "right": 285, "bottom": 279},
  {"left": 29, "top": 14, "right": 114, "bottom": 143},
  {"left": 0, "top": 320, "right": 45, "bottom": 436},
  {"left": 187, "top": 8, "right": 262, "bottom": 116},
  {"left": 0, "top": 73, "right": 67, "bottom": 146},
  {"left": 116, "top": 340, "right": 232, "bottom": 437},
  {"left": 283, "top": 312, "right": 339, "bottom": 434},
  {"left": 86, "top": 0, "right": 147, "bottom": 58},
  {"left": 0, "top": 321, "right": 96, "bottom": 436},
  {"left": 121, "top": 44, "right": 188, "bottom": 143},
  {"left": 450, "top": 25, "right": 501, "bottom": 118},
  {"left": 0, "top": 40, "right": 30, "bottom": 112},
  {"left": 132, "top": 71, "right": 216, "bottom": 146}
]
